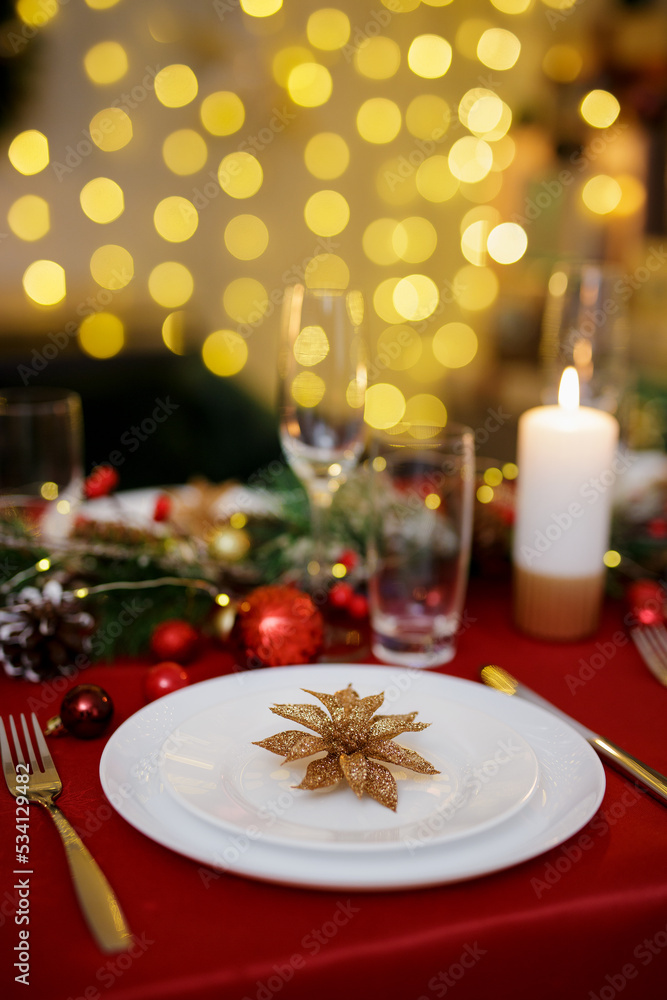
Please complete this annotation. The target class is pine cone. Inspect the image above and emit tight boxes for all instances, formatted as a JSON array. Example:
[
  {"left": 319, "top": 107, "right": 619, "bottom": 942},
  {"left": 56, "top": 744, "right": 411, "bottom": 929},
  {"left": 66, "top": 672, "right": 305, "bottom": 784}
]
[{"left": 0, "top": 579, "right": 95, "bottom": 682}]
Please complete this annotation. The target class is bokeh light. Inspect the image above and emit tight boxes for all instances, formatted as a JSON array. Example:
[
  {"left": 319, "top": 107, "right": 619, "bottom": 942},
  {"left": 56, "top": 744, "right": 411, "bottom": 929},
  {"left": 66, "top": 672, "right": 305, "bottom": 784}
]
[
  {"left": 354, "top": 37, "right": 401, "bottom": 79},
  {"left": 83, "top": 42, "right": 128, "bottom": 85},
  {"left": 363, "top": 218, "right": 400, "bottom": 265},
  {"left": 78, "top": 312, "right": 124, "bottom": 358},
  {"left": 162, "top": 312, "right": 186, "bottom": 355},
  {"left": 487, "top": 222, "right": 528, "bottom": 264},
  {"left": 364, "top": 383, "right": 406, "bottom": 429},
  {"left": 287, "top": 63, "right": 332, "bottom": 107},
  {"left": 432, "top": 322, "right": 478, "bottom": 368},
  {"left": 405, "top": 95, "right": 450, "bottom": 140},
  {"left": 22, "top": 260, "right": 66, "bottom": 306},
  {"left": 241, "top": 0, "right": 283, "bottom": 14},
  {"left": 407, "top": 35, "right": 453, "bottom": 79},
  {"left": 580, "top": 90, "right": 621, "bottom": 129},
  {"left": 393, "top": 217, "right": 437, "bottom": 262},
  {"left": 8, "top": 196, "right": 50, "bottom": 241},
  {"left": 307, "top": 8, "right": 350, "bottom": 50},
  {"left": 393, "top": 274, "right": 439, "bottom": 321},
  {"left": 224, "top": 215, "right": 269, "bottom": 259},
  {"left": 217, "top": 152, "right": 263, "bottom": 198},
  {"left": 448, "top": 137, "right": 493, "bottom": 183},
  {"left": 202, "top": 330, "right": 248, "bottom": 376},
  {"left": 89, "top": 108, "right": 133, "bottom": 152},
  {"left": 79, "top": 177, "right": 124, "bottom": 223},
  {"left": 477, "top": 28, "right": 521, "bottom": 70},
  {"left": 542, "top": 44, "right": 582, "bottom": 83},
  {"left": 153, "top": 196, "right": 199, "bottom": 242},
  {"left": 8, "top": 130, "right": 49, "bottom": 175},
  {"left": 163, "top": 129, "right": 208, "bottom": 174},
  {"left": 582, "top": 175, "right": 622, "bottom": 214},
  {"left": 89, "top": 244, "right": 134, "bottom": 289},
  {"left": 416, "top": 156, "right": 459, "bottom": 202},
  {"left": 304, "top": 133, "right": 349, "bottom": 179},
  {"left": 376, "top": 326, "right": 423, "bottom": 370},
  {"left": 148, "top": 262, "right": 194, "bottom": 307},
  {"left": 291, "top": 371, "right": 326, "bottom": 407},
  {"left": 200, "top": 92, "right": 245, "bottom": 136},
  {"left": 404, "top": 393, "right": 448, "bottom": 430},
  {"left": 357, "top": 98, "right": 402, "bottom": 143},
  {"left": 304, "top": 190, "right": 350, "bottom": 236},
  {"left": 304, "top": 254, "right": 350, "bottom": 289},
  {"left": 223, "top": 278, "right": 269, "bottom": 324},
  {"left": 453, "top": 265, "right": 499, "bottom": 311},
  {"left": 155, "top": 64, "right": 199, "bottom": 108},
  {"left": 294, "top": 325, "right": 329, "bottom": 366}
]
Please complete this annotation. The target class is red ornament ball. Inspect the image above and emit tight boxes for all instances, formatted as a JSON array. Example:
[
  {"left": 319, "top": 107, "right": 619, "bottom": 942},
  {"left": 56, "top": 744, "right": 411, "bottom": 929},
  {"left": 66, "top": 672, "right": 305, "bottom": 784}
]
[
  {"left": 627, "top": 579, "right": 666, "bottom": 626},
  {"left": 150, "top": 619, "right": 199, "bottom": 664},
  {"left": 60, "top": 684, "right": 114, "bottom": 739},
  {"left": 144, "top": 662, "right": 190, "bottom": 702},
  {"left": 231, "top": 585, "right": 324, "bottom": 668}
]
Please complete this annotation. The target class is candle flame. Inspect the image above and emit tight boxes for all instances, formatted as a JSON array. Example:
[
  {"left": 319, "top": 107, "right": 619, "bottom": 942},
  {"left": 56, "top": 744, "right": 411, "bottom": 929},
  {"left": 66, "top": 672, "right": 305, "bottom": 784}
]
[{"left": 558, "top": 366, "right": 579, "bottom": 411}]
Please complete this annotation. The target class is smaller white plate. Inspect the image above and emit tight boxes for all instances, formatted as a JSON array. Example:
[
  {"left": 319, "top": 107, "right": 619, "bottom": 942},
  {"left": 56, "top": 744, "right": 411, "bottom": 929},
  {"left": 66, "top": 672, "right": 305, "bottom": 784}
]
[{"left": 159, "top": 685, "right": 539, "bottom": 851}]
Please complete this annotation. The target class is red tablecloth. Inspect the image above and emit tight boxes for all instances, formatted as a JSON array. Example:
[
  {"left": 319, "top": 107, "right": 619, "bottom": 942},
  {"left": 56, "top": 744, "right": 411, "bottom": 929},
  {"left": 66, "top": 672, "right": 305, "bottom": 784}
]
[{"left": 1, "top": 578, "right": 666, "bottom": 1000}]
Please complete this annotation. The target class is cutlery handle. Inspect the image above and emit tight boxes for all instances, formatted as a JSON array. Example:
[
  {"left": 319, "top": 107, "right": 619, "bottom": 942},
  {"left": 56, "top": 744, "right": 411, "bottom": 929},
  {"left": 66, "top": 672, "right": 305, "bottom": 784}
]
[
  {"left": 591, "top": 737, "right": 667, "bottom": 806},
  {"left": 43, "top": 801, "right": 133, "bottom": 953}
]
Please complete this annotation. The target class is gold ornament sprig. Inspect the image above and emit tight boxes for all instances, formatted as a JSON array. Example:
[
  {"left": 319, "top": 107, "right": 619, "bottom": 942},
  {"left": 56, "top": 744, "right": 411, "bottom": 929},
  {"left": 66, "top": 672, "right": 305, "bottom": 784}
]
[{"left": 253, "top": 684, "right": 439, "bottom": 811}]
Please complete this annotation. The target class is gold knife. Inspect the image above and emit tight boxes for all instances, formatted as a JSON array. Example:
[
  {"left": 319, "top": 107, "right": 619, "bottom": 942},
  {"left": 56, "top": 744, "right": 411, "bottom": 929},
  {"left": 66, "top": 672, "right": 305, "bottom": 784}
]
[{"left": 480, "top": 665, "right": 667, "bottom": 807}]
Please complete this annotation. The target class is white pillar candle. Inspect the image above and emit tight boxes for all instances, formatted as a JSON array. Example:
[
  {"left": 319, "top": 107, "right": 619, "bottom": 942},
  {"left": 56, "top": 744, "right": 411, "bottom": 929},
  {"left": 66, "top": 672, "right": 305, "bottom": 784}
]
[{"left": 513, "top": 368, "right": 619, "bottom": 640}]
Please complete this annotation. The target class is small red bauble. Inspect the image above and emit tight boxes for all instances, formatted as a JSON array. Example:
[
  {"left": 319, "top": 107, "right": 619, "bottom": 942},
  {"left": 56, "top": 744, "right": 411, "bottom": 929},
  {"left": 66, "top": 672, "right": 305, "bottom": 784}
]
[
  {"left": 627, "top": 579, "right": 666, "bottom": 626},
  {"left": 348, "top": 592, "right": 369, "bottom": 619},
  {"left": 329, "top": 582, "right": 354, "bottom": 609},
  {"left": 144, "top": 662, "right": 190, "bottom": 702},
  {"left": 150, "top": 619, "right": 199, "bottom": 664},
  {"left": 60, "top": 684, "right": 114, "bottom": 739},
  {"left": 153, "top": 493, "right": 171, "bottom": 522},
  {"left": 231, "top": 585, "right": 324, "bottom": 668},
  {"left": 84, "top": 464, "right": 119, "bottom": 500}
]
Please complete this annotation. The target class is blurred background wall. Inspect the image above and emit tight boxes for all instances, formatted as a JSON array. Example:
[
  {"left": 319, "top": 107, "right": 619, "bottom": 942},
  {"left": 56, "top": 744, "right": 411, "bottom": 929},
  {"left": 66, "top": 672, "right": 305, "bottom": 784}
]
[{"left": 1, "top": 0, "right": 666, "bottom": 485}]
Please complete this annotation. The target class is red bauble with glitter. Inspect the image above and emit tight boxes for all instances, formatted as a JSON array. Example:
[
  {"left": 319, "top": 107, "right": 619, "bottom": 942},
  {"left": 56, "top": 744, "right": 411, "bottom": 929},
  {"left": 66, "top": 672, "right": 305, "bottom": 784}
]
[
  {"left": 231, "top": 585, "right": 324, "bottom": 668},
  {"left": 150, "top": 619, "right": 199, "bottom": 664},
  {"left": 144, "top": 662, "right": 190, "bottom": 702},
  {"left": 60, "top": 684, "right": 114, "bottom": 739}
]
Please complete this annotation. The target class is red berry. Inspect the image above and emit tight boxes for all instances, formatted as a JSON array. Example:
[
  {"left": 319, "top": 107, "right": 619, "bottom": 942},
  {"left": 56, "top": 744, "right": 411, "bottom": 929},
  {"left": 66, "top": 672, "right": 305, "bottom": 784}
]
[
  {"left": 144, "top": 663, "right": 189, "bottom": 702},
  {"left": 84, "top": 464, "right": 119, "bottom": 500},
  {"left": 337, "top": 549, "right": 358, "bottom": 570},
  {"left": 348, "top": 593, "right": 369, "bottom": 618},
  {"left": 153, "top": 493, "right": 171, "bottom": 522},
  {"left": 329, "top": 582, "right": 354, "bottom": 608},
  {"left": 150, "top": 619, "right": 199, "bottom": 664}
]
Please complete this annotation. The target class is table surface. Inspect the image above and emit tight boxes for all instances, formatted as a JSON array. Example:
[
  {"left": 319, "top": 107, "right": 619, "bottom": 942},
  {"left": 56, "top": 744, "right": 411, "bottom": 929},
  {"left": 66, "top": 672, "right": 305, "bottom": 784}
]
[{"left": 1, "top": 576, "right": 666, "bottom": 1000}]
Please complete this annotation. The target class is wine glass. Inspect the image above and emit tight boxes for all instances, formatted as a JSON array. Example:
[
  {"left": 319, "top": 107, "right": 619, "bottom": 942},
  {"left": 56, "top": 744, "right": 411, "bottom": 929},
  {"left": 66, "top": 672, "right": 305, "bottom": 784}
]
[
  {"left": 278, "top": 284, "right": 367, "bottom": 584},
  {"left": 0, "top": 387, "right": 84, "bottom": 541},
  {"left": 540, "top": 261, "right": 629, "bottom": 414}
]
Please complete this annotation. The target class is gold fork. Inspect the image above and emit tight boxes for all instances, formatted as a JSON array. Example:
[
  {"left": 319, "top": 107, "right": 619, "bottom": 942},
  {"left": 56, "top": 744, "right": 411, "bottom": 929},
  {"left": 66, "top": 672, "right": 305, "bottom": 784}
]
[
  {"left": 0, "top": 712, "right": 132, "bottom": 953},
  {"left": 630, "top": 626, "right": 667, "bottom": 686}
]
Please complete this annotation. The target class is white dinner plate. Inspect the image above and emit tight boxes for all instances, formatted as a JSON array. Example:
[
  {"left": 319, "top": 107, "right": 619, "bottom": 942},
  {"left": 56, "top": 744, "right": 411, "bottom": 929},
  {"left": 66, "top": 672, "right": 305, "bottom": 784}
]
[
  {"left": 99, "top": 665, "right": 605, "bottom": 891},
  {"left": 159, "top": 684, "right": 539, "bottom": 850}
]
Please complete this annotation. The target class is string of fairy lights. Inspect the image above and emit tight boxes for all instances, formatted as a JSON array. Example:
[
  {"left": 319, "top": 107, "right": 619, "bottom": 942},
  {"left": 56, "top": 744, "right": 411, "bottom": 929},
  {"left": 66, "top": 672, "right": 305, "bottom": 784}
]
[{"left": 4, "top": 0, "right": 642, "bottom": 436}]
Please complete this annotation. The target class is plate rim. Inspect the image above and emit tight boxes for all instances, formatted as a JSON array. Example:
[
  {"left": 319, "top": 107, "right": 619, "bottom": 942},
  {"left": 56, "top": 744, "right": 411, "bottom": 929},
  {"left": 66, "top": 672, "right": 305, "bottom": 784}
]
[{"left": 99, "top": 664, "right": 606, "bottom": 891}]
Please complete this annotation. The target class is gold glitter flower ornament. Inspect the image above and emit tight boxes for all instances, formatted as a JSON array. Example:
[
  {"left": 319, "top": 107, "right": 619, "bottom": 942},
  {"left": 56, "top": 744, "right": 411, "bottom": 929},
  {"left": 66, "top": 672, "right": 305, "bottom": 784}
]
[{"left": 253, "top": 684, "right": 439, "bottom": 811}]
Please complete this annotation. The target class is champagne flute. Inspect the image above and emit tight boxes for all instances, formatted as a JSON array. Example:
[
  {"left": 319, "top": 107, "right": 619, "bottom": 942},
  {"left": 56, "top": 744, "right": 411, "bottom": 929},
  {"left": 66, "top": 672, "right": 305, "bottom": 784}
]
[
  {"left": 278, "top": 284, "right": 367, "bottom": 585},
  {"left": 540, "top": 261, "right": 629, "bottom": 414}
]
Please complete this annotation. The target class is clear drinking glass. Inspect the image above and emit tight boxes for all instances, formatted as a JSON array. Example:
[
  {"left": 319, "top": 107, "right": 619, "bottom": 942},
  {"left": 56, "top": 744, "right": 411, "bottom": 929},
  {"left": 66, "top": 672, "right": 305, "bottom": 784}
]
[
  {"left": 540, "top": 261, "right": 629, "bottom": 414},
  {"left": 367, "top": 423, "right": 475, "bottom": 668},
  {"left": 278, "top": 284, "right": 367, "bottom": 582},
  {"left": 0, "top": 387, "right": 84, "bottom": 537}
]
